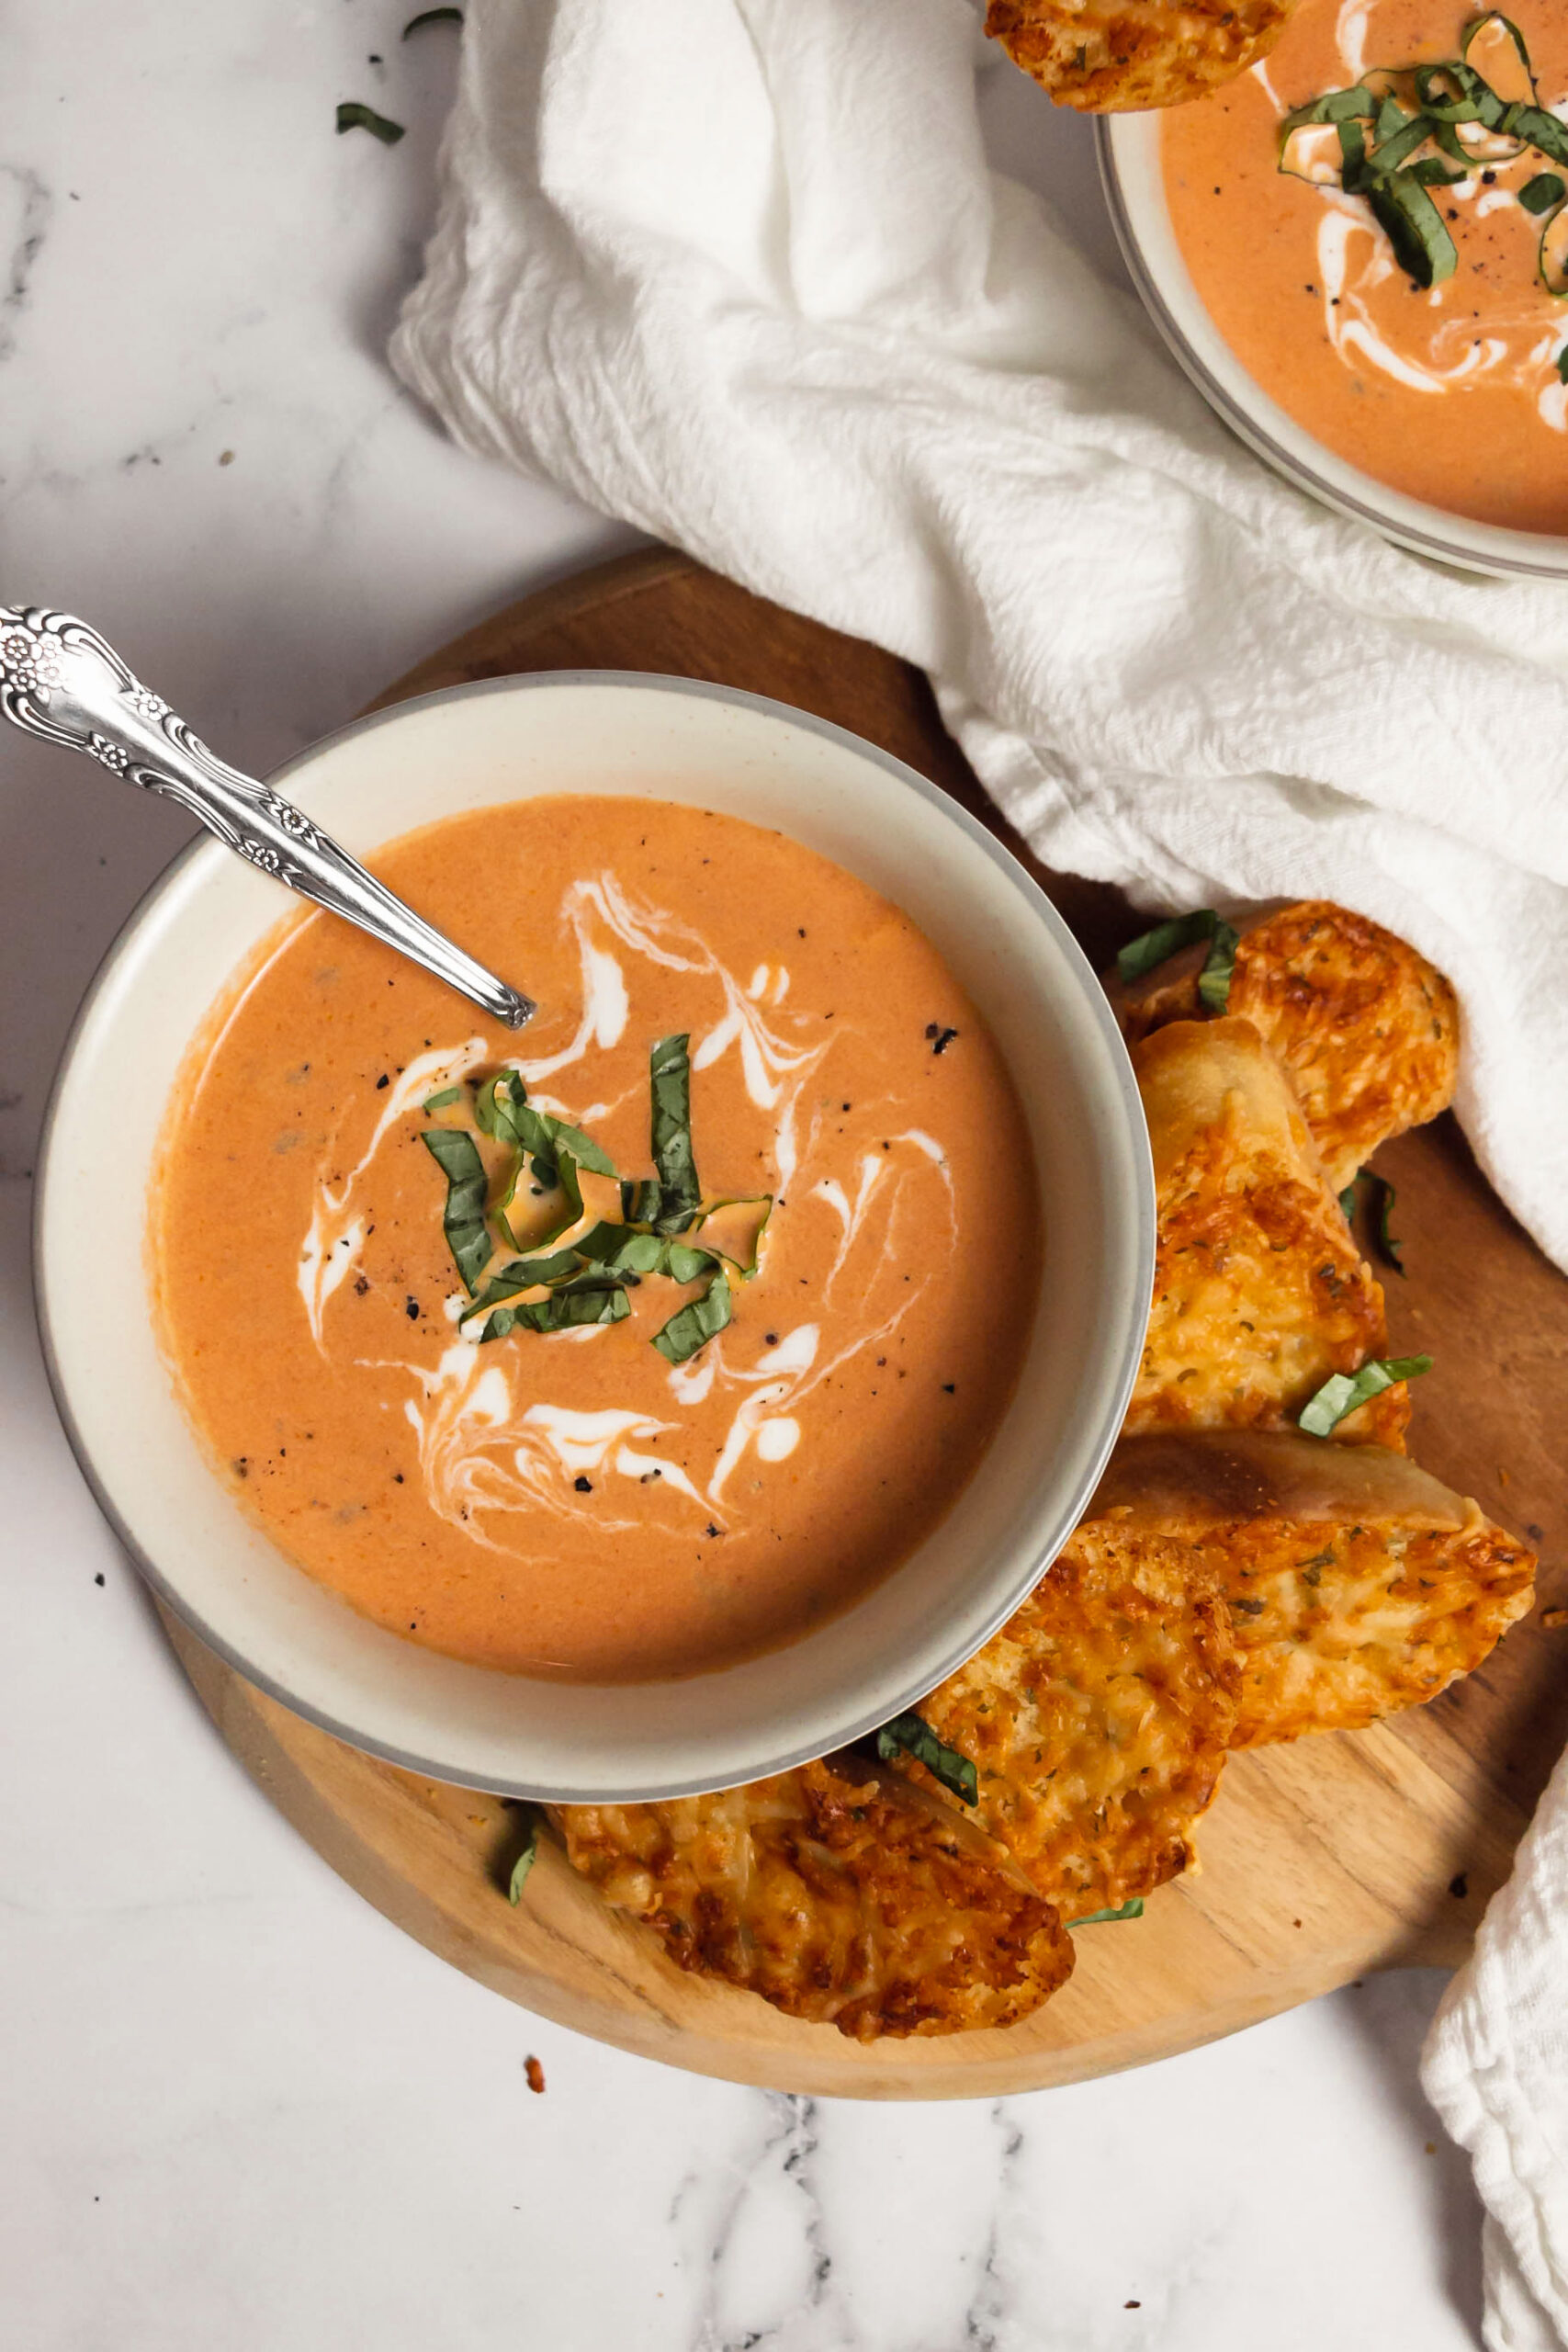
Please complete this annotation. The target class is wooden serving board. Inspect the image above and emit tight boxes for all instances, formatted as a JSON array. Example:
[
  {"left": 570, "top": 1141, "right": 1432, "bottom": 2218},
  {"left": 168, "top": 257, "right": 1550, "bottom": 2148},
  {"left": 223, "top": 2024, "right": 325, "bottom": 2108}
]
[{"left": 162, "top": 549, "right": 1567, "bottom": 2098}]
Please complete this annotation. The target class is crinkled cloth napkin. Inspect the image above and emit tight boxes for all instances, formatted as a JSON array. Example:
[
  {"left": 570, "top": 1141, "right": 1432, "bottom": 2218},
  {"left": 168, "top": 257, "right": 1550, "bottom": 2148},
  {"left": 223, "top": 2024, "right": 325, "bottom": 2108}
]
[{"left": 390, "top": 2, "right": 1568, "bottom": 2335}]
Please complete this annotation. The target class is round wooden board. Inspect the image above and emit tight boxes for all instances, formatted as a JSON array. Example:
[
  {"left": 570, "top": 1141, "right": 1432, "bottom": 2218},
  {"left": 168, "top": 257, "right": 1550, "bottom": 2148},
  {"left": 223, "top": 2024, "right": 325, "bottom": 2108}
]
[{"left": 164, "top": 549, "right": 1568, "bottom": 2098}]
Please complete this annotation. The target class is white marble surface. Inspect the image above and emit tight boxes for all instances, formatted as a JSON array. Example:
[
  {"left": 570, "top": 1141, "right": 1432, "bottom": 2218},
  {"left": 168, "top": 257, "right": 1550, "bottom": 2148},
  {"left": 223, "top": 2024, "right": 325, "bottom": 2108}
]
[{"left": 0, "top": 6, "right": 1489, "bottom": 2346}]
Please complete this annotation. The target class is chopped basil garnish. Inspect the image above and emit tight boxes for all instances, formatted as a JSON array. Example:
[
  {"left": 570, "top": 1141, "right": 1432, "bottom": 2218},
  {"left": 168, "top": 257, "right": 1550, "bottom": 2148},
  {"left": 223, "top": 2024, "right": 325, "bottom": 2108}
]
[
  {"left": 335, "top": 100, "right": 406, "bottom": 144},
  {"left": 458, "top": 1250, "right": 588, "bottom": 1327},
  {"left": 1069, "top": 1898, "right": 1145, "bottom": 1926},
  {"left": 1298, "top": 1353, "right": 1432, "bottom": 1436},
  {"left": 1281, "top": 26, "right": 1568, "bottom": 292},
  {"left": 652, "top": 1266, "right": 732, "bottom": 1365},
  {"left": 1540, "top": 206, "right": 1568, "bottom": 296},
  {"left": 1117, "top": 909, "right": 1238, "bottom": 1012},
  {"left": 403, "top": 6, "right": 463, "bottom": 34},
  {"left": 693, "top": 1195, "right": 773, "bottom": 1278},
  {"left": 649, "top": 1033, "right": 702, "bottom": 1232},
  {"left": 422, "top": 1047, "right": 771, "bottom": 1363},
  {"left": 479, "top": 1279, "right": 631, "bottom": 1344},
  {"left": 421, "top": 1129, "right": 492, "bottom": 1293},
  {"left": 875, "top": 1713, "right": 979, "bottom": 1806}
]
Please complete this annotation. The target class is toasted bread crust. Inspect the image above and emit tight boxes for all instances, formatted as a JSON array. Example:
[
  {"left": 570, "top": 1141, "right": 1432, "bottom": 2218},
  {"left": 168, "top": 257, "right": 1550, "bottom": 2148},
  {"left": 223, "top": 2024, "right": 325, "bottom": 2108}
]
[
  {"left": 1130, "top": 1019, "right": 1405, "bottom": 1447},
  {"left": 986, "top": 0, "right": 1295, "bottom": 111},
  {"left": 1089, "top": 1432, "right": 1536, "bottom": 1744},
  {"left": 904, "top": 1527, "right": 1240, "bottom": 1915},
  {"left": 553, "top": 1757, "right": 1074, "bottom": 2040},
  {"left": 1109, "top": 902, "right": 1461, "bottom": 1188}
]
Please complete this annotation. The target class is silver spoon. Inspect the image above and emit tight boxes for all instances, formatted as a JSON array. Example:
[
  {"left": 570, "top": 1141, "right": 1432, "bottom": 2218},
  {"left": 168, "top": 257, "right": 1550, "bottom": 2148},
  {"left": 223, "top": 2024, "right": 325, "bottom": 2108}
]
[{"left": 0, "top": 605, "right": 536, "bottom": 1029}]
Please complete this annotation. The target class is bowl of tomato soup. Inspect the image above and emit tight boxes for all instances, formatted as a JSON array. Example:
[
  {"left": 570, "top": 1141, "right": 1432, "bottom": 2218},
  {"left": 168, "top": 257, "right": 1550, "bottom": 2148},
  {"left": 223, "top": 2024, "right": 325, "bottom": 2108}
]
[
  {"left": 37, "top": 673, "right": 1153, "bottom": 1801},
  {"left": 1100, "top": 0, "right": 1568, "bottom": 573}
]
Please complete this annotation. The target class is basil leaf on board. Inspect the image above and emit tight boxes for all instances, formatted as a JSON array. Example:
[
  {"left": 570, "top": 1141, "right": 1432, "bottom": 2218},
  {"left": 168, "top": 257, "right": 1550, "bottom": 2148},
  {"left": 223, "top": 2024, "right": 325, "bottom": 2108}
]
[
  {"left": 1298, "top": 1353, "right": 1432, "bottom": 1436},
  {"left": 1359, "top": 1170, "right": 1406, "bottom": 1275},
  {"left": 1521, "top": 171, "right": 1566, "bottom": 214},
  {"left": 649, "top": 1034, "right": 702, "bottom": 1231},
  {"left": 404, "top": 6, "right": 463, "bottom": 35},
  {"left": 508, "top": 1814, "right": 540, "bottom": 1903},
  {"left": 1196, "top": 920, "right": 1240, "bottom": 1013},
  {"left": 1116, "top": 910, "right": 1222, "bottom": 985},
  {"left": 335, "top": 100, "right": 405, "bottom": 144},
  {"left": 652, "top": 1265, "right": 732, "bottom": 1365},
  {"left": 1339, "top": 1182, "right": 1360, "bottom": 1224},
  {"left": 421, "top": 1129, "right": 492, "bottom": 1293},
  {"left": 874, "top": 1713, "right": 979, "bottom": 1807},
  {"left": 1115, "top": 909, "right": 1239, "bottom": 1010},
  {"left": 1069, "top": 1898, "right": 1145, "bottom": 1927}
]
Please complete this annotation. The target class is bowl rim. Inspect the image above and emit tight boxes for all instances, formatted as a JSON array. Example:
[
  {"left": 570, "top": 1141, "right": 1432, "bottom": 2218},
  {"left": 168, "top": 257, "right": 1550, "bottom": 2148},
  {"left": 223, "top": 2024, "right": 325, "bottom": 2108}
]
[
  {"left": 34, "top": 665, "right": 1156, "bottom": 1796},
  {"left": 1097, "top": 113, "right": 1568, "bottom": 581}
]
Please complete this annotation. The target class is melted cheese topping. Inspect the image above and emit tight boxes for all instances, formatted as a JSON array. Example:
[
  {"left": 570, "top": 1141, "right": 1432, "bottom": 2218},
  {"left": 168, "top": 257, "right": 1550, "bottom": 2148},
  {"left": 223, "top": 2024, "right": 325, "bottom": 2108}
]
[{"left": 555, "top": 1757, "right": 1074, "bottom": 2040}]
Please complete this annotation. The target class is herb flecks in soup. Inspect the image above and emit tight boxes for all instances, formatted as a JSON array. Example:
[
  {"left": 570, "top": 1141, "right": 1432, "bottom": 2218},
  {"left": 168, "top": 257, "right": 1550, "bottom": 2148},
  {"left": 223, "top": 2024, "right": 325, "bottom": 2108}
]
[
  {"left": 154, "top": 798, "right": 1040, "bottom": 1683},
  {"left": 1164, "top": 2, "right": 1568, "bottom": 531}
]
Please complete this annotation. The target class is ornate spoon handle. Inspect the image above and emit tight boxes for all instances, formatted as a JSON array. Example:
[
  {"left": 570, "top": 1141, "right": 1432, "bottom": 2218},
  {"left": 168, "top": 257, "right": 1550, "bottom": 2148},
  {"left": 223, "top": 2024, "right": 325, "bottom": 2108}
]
[{"left": 0, "top": 605, "right": 536, "bottom": 1029}]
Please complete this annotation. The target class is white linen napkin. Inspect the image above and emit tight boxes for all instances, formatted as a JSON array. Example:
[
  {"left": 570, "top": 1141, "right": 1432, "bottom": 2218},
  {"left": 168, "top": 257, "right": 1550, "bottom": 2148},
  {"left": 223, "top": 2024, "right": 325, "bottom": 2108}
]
[
  {"left": 390, "top": 6, "right": 1568, "bottom": 2337},
  {"left": 1425, "top": 1744, "right": 1568, "bottom": 2352}
]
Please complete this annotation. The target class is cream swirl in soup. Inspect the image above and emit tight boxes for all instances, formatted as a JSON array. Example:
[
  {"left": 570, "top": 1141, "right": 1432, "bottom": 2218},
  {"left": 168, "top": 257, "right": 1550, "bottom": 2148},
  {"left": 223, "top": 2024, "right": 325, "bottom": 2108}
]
[{"left": 153, "top": 797, "right": 1041, "bottom": 1682}]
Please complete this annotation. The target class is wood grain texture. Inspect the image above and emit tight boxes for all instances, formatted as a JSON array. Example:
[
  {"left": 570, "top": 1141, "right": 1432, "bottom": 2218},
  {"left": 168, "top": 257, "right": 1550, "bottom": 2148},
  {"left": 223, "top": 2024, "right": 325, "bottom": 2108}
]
[{"left": 166, "top": 549, "right": 1567, "bottom": 2098}]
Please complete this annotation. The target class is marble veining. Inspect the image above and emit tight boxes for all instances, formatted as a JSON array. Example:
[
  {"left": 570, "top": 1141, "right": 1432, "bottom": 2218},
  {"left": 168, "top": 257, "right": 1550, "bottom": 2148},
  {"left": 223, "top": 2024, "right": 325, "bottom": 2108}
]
[{"left": 0, "top": 4, "right": 1491, "bottom": 2346}]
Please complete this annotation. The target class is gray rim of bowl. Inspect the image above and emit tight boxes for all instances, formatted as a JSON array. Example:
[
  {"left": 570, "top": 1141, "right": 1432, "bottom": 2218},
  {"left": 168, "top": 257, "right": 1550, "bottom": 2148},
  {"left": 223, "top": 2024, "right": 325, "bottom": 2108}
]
[
  {"left": 34, "top": 666, "right": 1156, "bottom": 1800},
  {"left": 1095, "top": 121, "right": 1568, "bottom": 581}
]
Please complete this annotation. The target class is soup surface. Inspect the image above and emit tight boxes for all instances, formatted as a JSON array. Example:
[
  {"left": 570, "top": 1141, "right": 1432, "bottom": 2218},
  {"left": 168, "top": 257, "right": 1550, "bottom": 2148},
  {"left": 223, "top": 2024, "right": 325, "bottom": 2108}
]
[
  {"left": 154, "top": 797, "right": 1040, "bottom": 1682},
  {"left": 1164, "top": 0, "right": 1568, "bottom": 531}
]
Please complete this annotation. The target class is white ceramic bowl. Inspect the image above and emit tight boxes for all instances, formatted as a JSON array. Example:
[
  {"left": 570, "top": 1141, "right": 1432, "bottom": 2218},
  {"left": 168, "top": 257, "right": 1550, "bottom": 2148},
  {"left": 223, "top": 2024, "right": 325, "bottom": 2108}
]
[
  {"left": 1099, "top": 115, "right": 1568, "bottom": 580},
  {"left": 37, "top": 673, "right": 1154, "bottom": 1802}
]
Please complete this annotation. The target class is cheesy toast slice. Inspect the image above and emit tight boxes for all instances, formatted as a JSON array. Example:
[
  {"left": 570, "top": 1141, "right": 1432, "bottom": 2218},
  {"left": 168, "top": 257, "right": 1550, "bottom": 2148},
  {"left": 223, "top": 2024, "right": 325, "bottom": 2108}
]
[
  {"left": 552, "top": 1756, "right": 1073, "bottom": 2041},
  {"left": 986, "top": 0, "right": 1295, "bottom": 111},
  {"left": 1109, "top": 901, "right": 1460, "bottom": 1190},
  {"left": 1091, "top": 1430, "right": 1536, "bottom": 1746},
  {"left": 902, "top": 1519, "right": 1239, "bottom": 1917},
  {"left": 1130, "top": 1018, "right": 1407, "bottom": 1448}
]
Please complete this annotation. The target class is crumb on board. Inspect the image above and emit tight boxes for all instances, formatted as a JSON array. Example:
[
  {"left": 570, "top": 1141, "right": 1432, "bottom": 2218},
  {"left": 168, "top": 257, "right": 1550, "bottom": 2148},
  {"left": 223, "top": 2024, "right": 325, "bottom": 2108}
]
[{"left": 525, "top": 2055, "right": 546, "bottom": 2095}]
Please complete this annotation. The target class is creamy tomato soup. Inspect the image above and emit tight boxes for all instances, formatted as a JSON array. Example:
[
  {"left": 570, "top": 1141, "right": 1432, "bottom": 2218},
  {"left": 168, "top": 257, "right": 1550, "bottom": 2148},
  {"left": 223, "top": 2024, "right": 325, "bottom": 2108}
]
[
  {"left": 153, "top": 797, "right": 1040, "bottom": 1683},
  {"left": 1165, "top": 1, "right": 1568, "bottom": 531}
]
